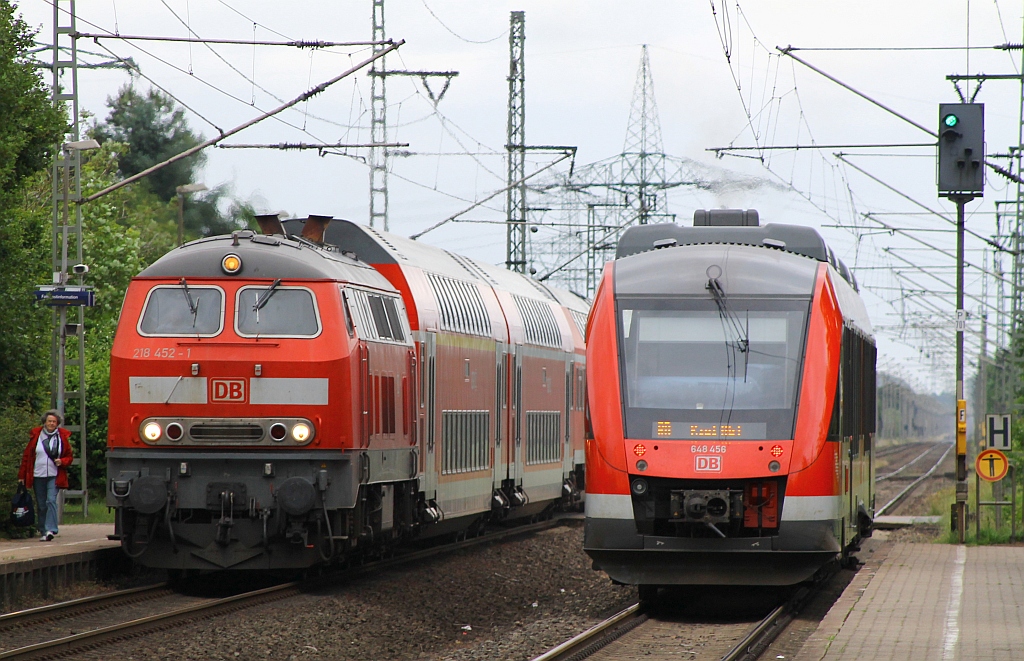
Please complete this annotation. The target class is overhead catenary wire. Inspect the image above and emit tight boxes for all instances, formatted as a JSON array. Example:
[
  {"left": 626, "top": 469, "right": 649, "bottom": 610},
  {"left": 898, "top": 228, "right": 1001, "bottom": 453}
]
[
  {"left": 73, "top": 32, "right": 389, "bottom": 48},
  {"left": 81, "top": 40, "right": 404, "bottom": 203}
]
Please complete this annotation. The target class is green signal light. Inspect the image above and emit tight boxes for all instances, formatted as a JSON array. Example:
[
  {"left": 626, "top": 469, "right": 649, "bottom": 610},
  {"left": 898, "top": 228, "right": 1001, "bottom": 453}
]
[{"left": 944, "top": 114, "right": 959, "bottom": 128}]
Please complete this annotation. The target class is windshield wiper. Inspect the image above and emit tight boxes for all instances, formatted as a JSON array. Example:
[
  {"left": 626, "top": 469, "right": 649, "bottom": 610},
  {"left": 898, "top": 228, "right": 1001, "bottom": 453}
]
[
  {"left": 254, "top": 279, "right": 282, "bottom": 311},
  {"left": 707, "top": 276, "right": 750, "bottom": 381},
  {"left": 179, "top": 278, "right": 197, "bottom": 317},
  {"left": 253, "top": 279, "right": 282, "bottom": 325}
]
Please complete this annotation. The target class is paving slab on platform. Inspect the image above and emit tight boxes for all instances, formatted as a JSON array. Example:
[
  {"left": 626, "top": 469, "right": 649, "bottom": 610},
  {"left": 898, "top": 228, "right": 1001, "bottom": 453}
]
[
  {"left": 0, "top": 524, "right": 117, "bottom": 564},
  {"left": 797, "top": 543, "right": 1024, "bottom": 661},
  {"left": 874, "top": 515, "right": 943, "bottom": 529}
]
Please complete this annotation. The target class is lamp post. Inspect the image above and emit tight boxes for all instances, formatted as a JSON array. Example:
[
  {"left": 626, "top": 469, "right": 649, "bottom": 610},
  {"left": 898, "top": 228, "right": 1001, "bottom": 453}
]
[{"left": 175, "top": 183, "right": 208, "bottom": 246}]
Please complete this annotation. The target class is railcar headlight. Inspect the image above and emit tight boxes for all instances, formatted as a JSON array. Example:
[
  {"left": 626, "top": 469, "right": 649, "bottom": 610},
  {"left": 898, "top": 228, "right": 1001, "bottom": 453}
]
[
  {"left": 291, "top": 422, "right": 311, "bottom": 442},
  {"left": 631, "top": 479, "right": 649, "bottom": 496},
  {"left": 221, "top": 253, "right": 242, "bottom": 274},
  {"left": 142, "top": 422, "right": 162, "bottom": 441},
  {"left": 769, "top": 460, "right": 781, "bottom": 473}
]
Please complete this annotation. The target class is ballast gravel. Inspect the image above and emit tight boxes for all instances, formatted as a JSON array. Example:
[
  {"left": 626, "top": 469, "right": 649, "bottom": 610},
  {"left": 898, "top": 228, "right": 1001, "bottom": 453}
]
[{"left": 96, "top": 521, "right": 636, "bottom": 661}]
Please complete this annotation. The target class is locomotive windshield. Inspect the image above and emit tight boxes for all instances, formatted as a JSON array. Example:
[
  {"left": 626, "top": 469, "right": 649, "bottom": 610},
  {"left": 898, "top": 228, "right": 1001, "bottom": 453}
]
[
  {"left": 236, "top": 285, "right": 321, "bottom": 337},
  {"left": 618, "top": 297, "right": 810, "bottom": 440},
  {"left": 138, "top": 285, "right": 224, "bottom": 336}
]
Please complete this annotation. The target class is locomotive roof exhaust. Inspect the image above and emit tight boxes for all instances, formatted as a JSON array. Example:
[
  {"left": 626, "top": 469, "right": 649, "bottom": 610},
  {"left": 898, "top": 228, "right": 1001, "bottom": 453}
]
[
  {"left": 300, "top": 215, "right": 333, "bottom": 243},
  {"left": 255, "top": 213, "right": 286, "bottom": 236}
]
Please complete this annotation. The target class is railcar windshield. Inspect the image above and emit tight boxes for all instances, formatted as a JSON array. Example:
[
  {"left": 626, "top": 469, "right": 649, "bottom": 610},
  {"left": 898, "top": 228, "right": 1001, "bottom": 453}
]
[
  {"left": 236, "top": 285, "right": 321, "bottom": 337},
  {"left": 138, "top": 285, "right": 224, "bottom": 336},
  {"left": 618, "top": 297, "right": 810, "bottom": 440}
]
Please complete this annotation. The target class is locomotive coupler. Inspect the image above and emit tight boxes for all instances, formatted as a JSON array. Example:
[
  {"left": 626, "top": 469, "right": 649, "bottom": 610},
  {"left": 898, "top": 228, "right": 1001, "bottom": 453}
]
[{"left": 215, "top": 490, "right": 235, "bottom": 547}]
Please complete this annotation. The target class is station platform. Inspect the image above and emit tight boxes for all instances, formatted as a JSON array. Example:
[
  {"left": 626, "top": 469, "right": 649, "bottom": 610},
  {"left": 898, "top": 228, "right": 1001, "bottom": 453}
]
[
  {"left": 0, "top": 524, "right": 123, "bottom": 609},
  {"left": 797, "top": 541, "right": 1024, "bottom": 660}
]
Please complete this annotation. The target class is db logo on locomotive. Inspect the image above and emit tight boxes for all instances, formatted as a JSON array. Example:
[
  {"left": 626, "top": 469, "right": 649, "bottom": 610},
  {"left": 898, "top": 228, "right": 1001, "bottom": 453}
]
[
  {"left": 695, "top": 455, "right": 722, "bottom": 472},
  {"left": 211, "top": 378, "right": 246, "bottom": 402}
]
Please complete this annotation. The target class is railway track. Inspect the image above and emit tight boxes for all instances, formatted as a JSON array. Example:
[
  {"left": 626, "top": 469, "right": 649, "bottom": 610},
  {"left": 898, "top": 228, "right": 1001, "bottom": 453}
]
[
  {"left": 530, "top": 582, "right": 820, "bottom": 661},
  {"left": 0, "top": 516, "right": 570, "bottom": 660},
  {"left": 876, "top": 442, "right": 954, "bottom": 516}
]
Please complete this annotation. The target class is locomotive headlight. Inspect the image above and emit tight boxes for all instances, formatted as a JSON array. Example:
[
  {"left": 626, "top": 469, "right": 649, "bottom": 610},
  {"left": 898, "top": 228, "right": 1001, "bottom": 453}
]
[
  {"left": 221, "top": 253, "right": 242, "bottom": 274},
  {"left": 142, "top": 421, "right": 162, "bottom": 441},
  {"left": 768, "top": 460, "right": 781, "bottom": 473},
  {"left": 291, "top": 422, "right": 311, "bottom": 442},
  {"left": 631, "top": 479, "right": 649, "bottom": 496}
]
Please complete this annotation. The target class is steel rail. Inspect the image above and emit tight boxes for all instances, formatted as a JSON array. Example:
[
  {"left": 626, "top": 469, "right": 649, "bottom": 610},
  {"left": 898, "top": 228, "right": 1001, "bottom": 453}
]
[
  {"left": 528, "top": 603, "right": 644, "bottom": 661},
  {"left": 720, "top": 584, "right": 818, "bottom": 661},
  {"left": 530, "top": 579, "right": 821, "bottom": 661},
  {"left": 1, "top": 517, "right": 568, "bottom": 660},
  {"left": 876, "top": 444, "right": 941, "bottom": 481},
  {"left": 877, "top": 443, "right": 955, "bottom": 516},
  {"left": 0, "top": 582, "right": 169, "bottom": 630}
]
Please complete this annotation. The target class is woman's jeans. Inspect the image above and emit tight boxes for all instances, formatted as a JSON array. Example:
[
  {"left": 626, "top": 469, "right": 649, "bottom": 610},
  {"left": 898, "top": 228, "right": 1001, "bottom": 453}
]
[{"left": 34, "top": 477, "right": 59, "bottom": 534}]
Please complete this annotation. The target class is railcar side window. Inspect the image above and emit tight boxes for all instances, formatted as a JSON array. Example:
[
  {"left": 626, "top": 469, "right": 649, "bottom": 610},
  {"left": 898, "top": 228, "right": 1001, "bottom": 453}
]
[
  {"left": 138, "top": 285, "right": 224, "bottom": 337},
  {"left": 235, "top": 286, "right": 321, "bottom": 337}
]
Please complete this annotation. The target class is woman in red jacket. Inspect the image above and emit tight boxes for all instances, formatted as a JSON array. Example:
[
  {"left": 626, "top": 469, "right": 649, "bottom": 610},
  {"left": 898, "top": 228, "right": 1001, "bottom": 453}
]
[{"left": 17, "top": 410, "right": 74, "bottom": 541}]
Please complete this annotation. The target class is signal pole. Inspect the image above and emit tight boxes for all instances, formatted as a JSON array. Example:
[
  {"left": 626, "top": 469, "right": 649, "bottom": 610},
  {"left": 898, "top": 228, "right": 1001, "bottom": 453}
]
[{"left": 937, "top": 103, "right": 984, "bottom": 543}]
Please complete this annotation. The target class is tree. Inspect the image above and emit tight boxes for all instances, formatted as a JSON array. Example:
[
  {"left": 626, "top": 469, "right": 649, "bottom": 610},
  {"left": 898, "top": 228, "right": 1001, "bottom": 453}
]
[
  {"left": 92, "top": 84, "right": 250, "bottom": 238},
  {"left": 92, "top": 84, "right": 206, "bottom": 202},
  {"left": 0, "top": 0, "right": 68, "bottom": 406},
  {"left": 0, "top": 1, "right": 68, "bottom": 520}
]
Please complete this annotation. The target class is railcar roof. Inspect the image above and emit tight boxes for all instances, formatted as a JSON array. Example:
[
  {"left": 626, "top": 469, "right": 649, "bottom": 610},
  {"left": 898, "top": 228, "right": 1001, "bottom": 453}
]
[
  {"left": 615, "top": 242, "right": 820, "bottom": 298},
  {"left": 137, "top": 230, "right": 394, "bottom": 290},
  {"left": 616, "top": 222, "right": 857, "bottom": 291}
]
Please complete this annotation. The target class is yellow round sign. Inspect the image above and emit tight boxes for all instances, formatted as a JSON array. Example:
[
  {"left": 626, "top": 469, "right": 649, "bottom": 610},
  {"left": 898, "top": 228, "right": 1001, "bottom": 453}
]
[{"left": 976, "top": 449, "right": 1009, "bottom": 482}]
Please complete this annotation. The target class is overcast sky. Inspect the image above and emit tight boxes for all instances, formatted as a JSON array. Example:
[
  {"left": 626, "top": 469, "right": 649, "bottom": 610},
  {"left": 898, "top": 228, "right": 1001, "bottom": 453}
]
[{"left": 20, "top": 1, "right": 1024, "bottom": 393}]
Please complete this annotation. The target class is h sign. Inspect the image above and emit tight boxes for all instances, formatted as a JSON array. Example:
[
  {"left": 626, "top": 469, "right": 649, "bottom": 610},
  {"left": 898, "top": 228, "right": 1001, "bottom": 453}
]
[
  {"left": 212, "top": 379, "right": 246, "bottom": 402},
  {"left": 987, "top": 414, "right": 1012, "bottom": 450}
]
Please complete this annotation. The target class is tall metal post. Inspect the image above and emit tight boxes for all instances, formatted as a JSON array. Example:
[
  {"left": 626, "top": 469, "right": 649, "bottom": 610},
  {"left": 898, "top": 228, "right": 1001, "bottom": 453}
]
[
  {"left": 50, "top": 0, "right": 88, "bottom": 516},
  {"left": 505, "top": 11, "right": 527, "bottom": 273},
  {"left": 955, "top": 197, "right": 968, "bottom": 542},
  {"left": 369, "top": 0, "right": 389, "bottom": 230}
]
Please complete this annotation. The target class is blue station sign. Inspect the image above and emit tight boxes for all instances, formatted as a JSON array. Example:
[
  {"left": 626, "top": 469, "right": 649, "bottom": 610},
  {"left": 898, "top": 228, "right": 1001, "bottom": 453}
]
[{"left": 34, "top": 286, "right": 95, "bottom": 307}]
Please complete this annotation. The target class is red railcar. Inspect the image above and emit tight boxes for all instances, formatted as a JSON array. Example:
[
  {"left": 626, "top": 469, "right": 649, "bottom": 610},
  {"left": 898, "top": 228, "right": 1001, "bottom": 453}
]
[
  {"left": 584, "top": 210, "right": 875, "bottom": 589},
  {"left": 106, "top": 216, "right": 588, "bottom": 571}
]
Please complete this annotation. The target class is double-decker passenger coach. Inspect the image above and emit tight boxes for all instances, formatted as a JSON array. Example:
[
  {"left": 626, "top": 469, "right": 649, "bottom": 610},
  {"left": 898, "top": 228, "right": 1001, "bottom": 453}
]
[{"left": 584, "top": 209, "right": 875, "bottom": 591}]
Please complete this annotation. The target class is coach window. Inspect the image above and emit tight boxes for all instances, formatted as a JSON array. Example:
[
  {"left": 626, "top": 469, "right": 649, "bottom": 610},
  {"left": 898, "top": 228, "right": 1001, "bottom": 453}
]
[
  {"left": 138, "top": 284, "right": 224, "bottom": 337},
  {"left": 235, "top": 285, "right": 321, "bottom": 337}
]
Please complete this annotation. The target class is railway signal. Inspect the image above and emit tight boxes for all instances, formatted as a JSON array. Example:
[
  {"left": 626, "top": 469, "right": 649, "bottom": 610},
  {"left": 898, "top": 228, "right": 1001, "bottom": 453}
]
[
  {"left": 938, "top": 103, "right": 984, "bottom": 196},
  {"left": 938, "top": 103, "right": 984, "bottom": 543}
]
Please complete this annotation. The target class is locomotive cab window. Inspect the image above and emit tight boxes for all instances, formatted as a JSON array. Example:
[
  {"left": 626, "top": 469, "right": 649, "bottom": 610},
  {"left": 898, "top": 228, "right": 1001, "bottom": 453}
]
[
  {"left": 235, "top": 285, "right": 321, "bottom": 337},
  {"left": 618, "top": 297, "right": 810, "bottom": 440},
  {"left": 138, "top": 284, "right": 224, "bottom": 337}
]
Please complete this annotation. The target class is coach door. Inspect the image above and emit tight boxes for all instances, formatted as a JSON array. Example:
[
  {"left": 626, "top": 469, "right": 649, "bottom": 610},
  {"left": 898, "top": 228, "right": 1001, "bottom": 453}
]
[
  {"left": 508, "top": 346, "right": 524, "bottom": 487},
  {"left": 493, "top": 343, "right": 509, "bottom": 492},
  {"left": 563, "top": 356, "right": 573, "bottom": 476},
  {"left": 421, "top": 333, "right": 437, "bottom": 501}
]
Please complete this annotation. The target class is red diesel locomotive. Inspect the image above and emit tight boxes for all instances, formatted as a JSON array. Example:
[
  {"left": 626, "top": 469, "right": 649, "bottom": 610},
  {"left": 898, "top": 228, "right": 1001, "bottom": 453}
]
[
  {"left": 106, "top": 215, "right": 588, "bottom": 571},
  {"left": 584, "top": 209, "right": 875, "bottom": 588}
]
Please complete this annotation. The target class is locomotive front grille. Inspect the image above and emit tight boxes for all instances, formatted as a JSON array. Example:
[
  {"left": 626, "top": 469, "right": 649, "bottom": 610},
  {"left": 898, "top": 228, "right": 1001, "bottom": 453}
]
[{"left": 190, "top": 423, "right": 264, "bottom": 441}]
